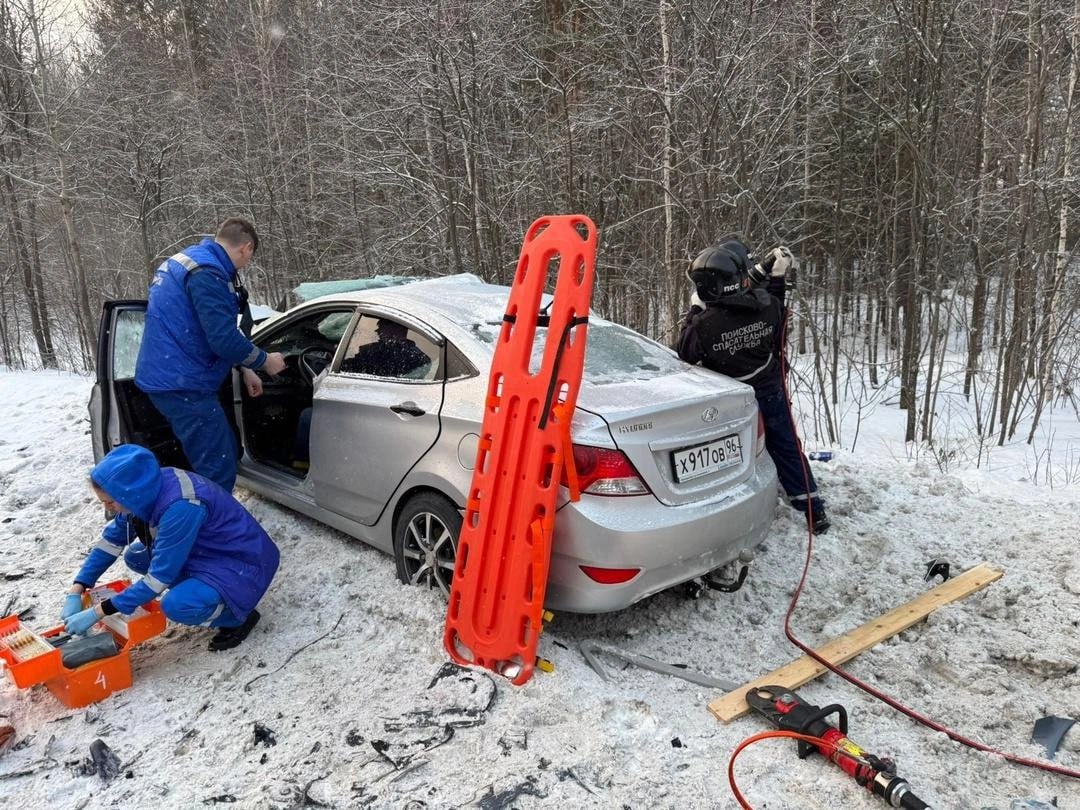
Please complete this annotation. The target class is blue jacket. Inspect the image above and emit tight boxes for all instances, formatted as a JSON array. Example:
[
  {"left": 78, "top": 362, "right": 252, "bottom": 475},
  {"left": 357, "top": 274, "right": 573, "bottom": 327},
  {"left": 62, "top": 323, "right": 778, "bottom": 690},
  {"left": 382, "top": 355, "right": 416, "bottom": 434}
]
[
  {"left": 135, "top": 239, "right": 266, "bottom": 393},
  {"left": 76, "top": 445, "right": 280, "bottom": 619}
]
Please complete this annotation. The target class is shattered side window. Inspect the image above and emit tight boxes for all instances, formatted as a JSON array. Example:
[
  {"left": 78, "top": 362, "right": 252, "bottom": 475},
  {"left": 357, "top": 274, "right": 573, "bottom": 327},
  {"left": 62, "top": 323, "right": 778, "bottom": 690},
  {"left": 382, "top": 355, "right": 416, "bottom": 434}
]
[
  {"left": 113, "top": 309, "right": 145, "bottom": 380},
  {"left": 317, "top": 311, "right": 354, "bottom": 343}
]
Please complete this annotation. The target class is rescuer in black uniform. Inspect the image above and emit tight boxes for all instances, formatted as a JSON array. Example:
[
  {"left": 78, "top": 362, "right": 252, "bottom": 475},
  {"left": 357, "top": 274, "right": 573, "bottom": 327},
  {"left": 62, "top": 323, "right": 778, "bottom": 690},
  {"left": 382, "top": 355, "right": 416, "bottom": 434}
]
[{"left": 677, "top": 238, "right": 829, "bottom": 534}]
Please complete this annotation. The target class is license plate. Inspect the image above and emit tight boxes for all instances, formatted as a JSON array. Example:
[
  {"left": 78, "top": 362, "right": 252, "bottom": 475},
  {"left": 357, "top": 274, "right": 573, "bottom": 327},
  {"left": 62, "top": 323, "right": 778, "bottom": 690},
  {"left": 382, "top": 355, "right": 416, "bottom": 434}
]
[{"left": 672, "top": 434, "right": 743, "bottom": 482}]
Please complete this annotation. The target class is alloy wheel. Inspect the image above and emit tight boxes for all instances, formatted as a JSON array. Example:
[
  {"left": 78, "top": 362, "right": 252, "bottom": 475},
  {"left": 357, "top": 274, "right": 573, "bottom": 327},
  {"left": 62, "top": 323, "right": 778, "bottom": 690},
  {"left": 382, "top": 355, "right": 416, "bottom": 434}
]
[{"left": 400, "top": 510, "right": 458, "bottom": 596}]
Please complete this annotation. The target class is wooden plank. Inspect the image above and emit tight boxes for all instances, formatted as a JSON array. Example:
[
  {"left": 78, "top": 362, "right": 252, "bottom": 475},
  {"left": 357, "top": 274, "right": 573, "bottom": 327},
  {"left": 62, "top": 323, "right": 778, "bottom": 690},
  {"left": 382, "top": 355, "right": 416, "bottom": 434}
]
[{"left": 708, "top": 562, "right": 1003, "bottom": 723}]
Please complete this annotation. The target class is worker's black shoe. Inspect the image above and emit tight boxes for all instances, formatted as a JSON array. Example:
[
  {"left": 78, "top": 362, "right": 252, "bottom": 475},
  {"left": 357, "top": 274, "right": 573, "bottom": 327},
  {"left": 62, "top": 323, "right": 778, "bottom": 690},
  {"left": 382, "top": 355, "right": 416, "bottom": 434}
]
[
  {"left": 209, "top": 609, "right": 260, "bottom": 652},
  {"left": 808, "top": 510, "right": 831, "bottom": 535}
]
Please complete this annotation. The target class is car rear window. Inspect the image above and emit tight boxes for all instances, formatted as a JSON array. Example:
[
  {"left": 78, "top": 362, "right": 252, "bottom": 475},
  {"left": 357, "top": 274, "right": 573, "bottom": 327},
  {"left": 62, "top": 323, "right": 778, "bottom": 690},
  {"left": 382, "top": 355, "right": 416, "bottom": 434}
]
[
  {"left": 469, "top": 318, "right": 682, "bottom": 384},
  {"left": 581, "top": 322, "right": 683, "bottom": 384}
]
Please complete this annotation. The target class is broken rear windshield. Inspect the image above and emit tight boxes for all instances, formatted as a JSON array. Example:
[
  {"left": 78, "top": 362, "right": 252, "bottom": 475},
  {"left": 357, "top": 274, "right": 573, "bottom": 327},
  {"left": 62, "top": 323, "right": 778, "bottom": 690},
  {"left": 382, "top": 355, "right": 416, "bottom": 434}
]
[{"left": 470, "top": 319, "right": 683, "bottom": 384}]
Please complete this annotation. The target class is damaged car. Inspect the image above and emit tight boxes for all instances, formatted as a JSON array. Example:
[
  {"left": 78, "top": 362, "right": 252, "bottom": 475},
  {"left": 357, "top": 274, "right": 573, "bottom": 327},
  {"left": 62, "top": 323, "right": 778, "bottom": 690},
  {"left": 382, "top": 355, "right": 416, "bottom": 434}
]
[{"left": 90, "top": 274, "right": 777, "bottom": 612}]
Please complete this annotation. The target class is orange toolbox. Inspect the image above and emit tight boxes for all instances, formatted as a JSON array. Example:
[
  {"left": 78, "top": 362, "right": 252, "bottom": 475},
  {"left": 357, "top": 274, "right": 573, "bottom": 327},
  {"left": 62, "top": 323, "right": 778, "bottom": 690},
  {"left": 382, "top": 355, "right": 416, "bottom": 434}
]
[{"left": 0, "top": 580, "right": 166, "bottom": 708}]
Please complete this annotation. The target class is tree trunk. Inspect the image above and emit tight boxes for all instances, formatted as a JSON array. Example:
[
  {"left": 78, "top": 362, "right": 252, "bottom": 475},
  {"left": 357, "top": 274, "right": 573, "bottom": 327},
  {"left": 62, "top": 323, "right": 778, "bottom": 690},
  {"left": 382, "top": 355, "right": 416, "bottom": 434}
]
[{"left": 1028, "top": 0, "right": 1079, "bottom": 441}]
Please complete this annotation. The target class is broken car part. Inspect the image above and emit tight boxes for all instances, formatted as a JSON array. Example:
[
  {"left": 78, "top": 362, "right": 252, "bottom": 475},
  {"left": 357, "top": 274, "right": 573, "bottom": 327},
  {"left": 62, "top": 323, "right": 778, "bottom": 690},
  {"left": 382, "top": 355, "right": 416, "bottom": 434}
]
[
  {"left": 1032, "top": 716, "right": 1077, "bottom": 762},
  {"left": 579, "top": 638, "right": 738, "bottom": 691}
]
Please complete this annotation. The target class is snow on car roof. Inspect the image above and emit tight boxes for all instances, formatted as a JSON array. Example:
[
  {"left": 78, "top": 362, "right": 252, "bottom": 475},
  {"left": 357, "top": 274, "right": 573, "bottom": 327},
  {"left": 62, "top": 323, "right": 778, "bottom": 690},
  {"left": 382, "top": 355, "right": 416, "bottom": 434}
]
[
  {"left": 316, "top": 273, "right": 709, "bottom": 388},
  {"left": 366, "top": 274, "right": 692, "bottom": 386},
  {"left": 292, "top": 274, "right": 421, "bottom": 303},
  {"left": 379, "top": 274, "right": 511, "bottom": 323}
]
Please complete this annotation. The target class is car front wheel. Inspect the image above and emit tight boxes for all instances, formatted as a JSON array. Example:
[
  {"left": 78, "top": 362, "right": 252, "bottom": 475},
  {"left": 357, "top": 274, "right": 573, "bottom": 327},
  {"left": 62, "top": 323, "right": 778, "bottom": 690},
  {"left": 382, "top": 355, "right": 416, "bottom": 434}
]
[{"left": 393, "top": 492, "right": 462, "bottom": 597}]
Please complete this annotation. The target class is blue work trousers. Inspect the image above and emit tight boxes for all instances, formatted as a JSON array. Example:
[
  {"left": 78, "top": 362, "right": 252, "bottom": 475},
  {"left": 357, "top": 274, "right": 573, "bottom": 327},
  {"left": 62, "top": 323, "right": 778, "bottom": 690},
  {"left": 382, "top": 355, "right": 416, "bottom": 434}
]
[
  {"left": 148, "top": 389, "right": 238, "bottom": 492},
  {"left": 124, "top": 544, "right": 242, "bottom": 629},
  {"left": 757, "top": 392, "right": 824, "bottom": 515}
]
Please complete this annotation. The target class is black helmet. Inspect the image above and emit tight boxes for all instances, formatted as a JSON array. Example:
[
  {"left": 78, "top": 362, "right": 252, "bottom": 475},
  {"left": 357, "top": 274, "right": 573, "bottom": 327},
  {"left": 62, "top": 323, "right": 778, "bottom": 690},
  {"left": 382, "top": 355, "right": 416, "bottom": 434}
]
[{"left": 688, "top": 239, "right": 753, "bottom": 303}]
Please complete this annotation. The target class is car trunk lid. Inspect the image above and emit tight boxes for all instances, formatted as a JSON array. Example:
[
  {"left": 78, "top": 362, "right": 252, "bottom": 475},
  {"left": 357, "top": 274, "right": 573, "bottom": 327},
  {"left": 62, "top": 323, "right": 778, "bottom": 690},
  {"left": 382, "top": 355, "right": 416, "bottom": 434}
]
[{"left": 577, "top": 365, "right": 759, "bottom": 507}]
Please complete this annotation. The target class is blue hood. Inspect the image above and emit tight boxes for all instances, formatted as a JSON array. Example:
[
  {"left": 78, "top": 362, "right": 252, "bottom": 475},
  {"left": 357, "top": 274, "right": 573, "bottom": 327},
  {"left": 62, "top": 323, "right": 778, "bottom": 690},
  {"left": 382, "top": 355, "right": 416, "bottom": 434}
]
[{"left": 91, "top": 445, "right": 163, "bottom": 519}]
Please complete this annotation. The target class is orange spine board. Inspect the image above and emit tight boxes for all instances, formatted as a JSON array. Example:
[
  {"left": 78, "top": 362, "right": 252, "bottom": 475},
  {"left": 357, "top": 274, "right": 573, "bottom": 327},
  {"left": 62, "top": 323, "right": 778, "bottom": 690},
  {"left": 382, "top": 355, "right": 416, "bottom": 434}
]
[{"left": 443, "top": 215, "right": 597, "bottom": 685}]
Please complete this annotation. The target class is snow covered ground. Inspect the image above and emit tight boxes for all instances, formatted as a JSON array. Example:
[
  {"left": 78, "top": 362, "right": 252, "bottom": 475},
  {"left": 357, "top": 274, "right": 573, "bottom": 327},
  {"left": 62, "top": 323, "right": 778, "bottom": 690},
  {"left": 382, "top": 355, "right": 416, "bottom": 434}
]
[{"left": 2, "top": 366, "right": 1080, "bottom": 809}]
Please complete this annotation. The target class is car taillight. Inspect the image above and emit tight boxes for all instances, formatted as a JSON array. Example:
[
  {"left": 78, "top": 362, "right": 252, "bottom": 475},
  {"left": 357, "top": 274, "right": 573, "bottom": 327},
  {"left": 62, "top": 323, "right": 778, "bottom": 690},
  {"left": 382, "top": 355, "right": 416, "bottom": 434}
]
[
  {"left": 756, "top": 413, "right": 766, "bottom": 456},
  {"left": 560, "top": 444, "right": 649, "bottom": 496},
  {"left": 580, "top": 565, "right": 642, "bottom": 584}
]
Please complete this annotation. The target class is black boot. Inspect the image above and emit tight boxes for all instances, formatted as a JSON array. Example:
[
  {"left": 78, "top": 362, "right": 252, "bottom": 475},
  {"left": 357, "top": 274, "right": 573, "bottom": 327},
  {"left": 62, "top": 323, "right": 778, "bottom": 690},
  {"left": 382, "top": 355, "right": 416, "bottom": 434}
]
[
  {"left": 209, "top": 609, "right": 261, "bottom": 652},
  {"left": 808, "top": 510, "right": 830, "bottom": 535}
]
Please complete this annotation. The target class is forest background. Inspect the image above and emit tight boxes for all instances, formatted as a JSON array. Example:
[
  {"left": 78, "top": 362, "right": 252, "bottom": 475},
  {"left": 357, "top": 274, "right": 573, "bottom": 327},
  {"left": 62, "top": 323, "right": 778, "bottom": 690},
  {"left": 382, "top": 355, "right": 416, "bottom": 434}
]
[{"left": 1, "top": 0, "right": 1078, "bottom": 455}]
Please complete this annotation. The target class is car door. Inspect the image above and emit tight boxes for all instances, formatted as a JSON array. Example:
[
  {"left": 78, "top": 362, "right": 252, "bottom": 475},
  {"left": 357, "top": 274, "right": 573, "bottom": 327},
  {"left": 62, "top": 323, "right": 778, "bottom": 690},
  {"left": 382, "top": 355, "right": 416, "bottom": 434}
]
[
  {"left": 89, "top": 300, "right": 189, "bottom": 467},
  {"left": 233, "top": 305, "right": 358, "bottom": 474},
  {"left": 89, "top": 300, "right": 239, "bottom": 468},
  {"left": 310, "top": 309, "right": 446, "bottom": 525}
]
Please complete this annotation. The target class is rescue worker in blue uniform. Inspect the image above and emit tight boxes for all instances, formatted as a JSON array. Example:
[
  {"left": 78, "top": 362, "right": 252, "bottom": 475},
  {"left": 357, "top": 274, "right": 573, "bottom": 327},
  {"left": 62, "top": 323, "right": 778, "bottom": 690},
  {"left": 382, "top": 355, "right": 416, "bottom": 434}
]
[
  {"left": 677, "top": 238, "right": 830, "bottom": 534},
  {"left": 135, "top": 218, "right": 286, "bottom": 491},
  {"left": 61, "top": 444, "right": 280, "bottom": 651}
]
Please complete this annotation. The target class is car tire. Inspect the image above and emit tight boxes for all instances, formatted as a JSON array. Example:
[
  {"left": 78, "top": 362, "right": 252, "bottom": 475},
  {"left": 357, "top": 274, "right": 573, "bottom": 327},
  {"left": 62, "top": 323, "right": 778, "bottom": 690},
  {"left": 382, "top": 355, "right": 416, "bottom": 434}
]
[{"left": 393, "top": 492, "right": 462, "bottom": 598}]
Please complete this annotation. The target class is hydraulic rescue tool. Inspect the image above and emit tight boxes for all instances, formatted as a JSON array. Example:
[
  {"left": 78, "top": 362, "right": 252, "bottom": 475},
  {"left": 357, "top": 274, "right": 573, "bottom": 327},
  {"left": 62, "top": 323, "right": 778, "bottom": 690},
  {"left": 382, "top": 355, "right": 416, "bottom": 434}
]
[{"left": 744, "top": 686, "right": 933, "bottom": 809}]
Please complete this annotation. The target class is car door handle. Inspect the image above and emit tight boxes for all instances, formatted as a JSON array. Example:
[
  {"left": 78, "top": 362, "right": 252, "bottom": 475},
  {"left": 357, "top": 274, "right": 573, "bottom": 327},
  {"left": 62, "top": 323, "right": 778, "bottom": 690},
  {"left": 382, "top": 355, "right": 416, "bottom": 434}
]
[{"left": 390, "top": 402, "right": 425, "bottom": 417}]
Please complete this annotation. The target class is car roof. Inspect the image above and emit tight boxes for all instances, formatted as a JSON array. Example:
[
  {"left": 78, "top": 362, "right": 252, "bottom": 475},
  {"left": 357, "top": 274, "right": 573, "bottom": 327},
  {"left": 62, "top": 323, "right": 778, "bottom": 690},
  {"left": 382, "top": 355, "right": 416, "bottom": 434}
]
[
  {"left": 312, "top": 274, "right": 567, "bottom": 347},
  {"left": 354, "top": 274, "right": 509, "bottom": 321},
  {"left": 321, "top": 273, "right": 514, "bottom": 324},
  {"left": 282, "top": 272, "right": 749, "bottom": 412}
]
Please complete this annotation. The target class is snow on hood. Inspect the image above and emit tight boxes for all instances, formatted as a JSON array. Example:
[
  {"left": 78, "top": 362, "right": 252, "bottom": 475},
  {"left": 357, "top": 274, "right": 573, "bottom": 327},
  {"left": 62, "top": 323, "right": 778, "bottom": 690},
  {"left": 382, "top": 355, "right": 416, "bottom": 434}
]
[{"left": 90, "top": 444, "right": 163, "bottom": 519}]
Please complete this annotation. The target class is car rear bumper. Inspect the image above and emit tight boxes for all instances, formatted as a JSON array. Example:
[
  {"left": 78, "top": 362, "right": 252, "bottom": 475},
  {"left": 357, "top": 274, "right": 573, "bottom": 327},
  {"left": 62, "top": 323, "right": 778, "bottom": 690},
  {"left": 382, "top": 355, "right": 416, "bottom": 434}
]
[{"left": 544, "top": 456, "right": 778, "bottom": 613}]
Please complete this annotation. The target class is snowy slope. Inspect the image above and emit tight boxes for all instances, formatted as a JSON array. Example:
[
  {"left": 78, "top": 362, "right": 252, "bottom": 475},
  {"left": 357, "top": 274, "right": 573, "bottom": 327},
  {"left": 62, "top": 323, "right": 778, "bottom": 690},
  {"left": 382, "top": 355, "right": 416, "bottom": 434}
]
[{"left": 1, "top": 367, "right": 1079, "bottom": 809}]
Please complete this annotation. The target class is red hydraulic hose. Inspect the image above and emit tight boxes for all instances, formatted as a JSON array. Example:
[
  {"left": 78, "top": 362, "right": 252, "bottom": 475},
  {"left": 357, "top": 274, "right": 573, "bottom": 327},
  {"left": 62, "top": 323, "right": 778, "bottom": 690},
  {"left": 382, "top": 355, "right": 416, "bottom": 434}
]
[
  {"left": 775, "top": 305, "right": 1080, "bottom": 781},
  {"left": 728, "top": 730, "right": 839, "bottom": 809}
]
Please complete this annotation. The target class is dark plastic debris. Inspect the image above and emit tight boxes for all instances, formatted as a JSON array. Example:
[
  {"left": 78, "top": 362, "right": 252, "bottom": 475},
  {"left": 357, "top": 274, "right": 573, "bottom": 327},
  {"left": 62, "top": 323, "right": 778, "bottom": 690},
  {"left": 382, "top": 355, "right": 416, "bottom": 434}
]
[
  {"left": 671, "top": 737, "right": 683, "bottom": 748},
  {"left": 253, "top": 723, "right": 277, "bottom": 747},
  {"left": 1032, "top": 716, "right": 1077, "bottom": 761},
  {"left": 81, "top": 739, "right": 121, "bottom": 782},
  {"left": 0, "top": 723, "right": 15, "bottom": 752},
  {"left": 924, "top": 559, "right": 951, "bottom": 582},
  {"left": 476, "top": 775, "right": 546, "bottom": 808}
]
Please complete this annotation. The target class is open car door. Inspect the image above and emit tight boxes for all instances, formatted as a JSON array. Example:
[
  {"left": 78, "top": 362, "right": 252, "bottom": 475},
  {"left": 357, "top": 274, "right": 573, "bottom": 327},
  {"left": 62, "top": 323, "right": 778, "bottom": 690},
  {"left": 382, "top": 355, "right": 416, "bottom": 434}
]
[{"left": 89, "top": 300, "right": 191, "bottom": 467}]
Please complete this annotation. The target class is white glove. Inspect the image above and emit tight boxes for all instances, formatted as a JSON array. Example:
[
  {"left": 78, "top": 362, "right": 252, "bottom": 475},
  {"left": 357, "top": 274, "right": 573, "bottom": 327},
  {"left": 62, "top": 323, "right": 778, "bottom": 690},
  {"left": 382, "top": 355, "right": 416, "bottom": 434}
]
[{"left": 768, "top": 246, "right": 794, "bottom": 277}]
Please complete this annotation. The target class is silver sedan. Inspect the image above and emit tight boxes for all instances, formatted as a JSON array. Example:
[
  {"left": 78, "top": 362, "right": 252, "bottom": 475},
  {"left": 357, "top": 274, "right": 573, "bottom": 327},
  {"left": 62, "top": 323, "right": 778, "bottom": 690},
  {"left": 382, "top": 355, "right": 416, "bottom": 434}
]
[{"left": 93, "top": 274, "right": 778, "bottom": 612}]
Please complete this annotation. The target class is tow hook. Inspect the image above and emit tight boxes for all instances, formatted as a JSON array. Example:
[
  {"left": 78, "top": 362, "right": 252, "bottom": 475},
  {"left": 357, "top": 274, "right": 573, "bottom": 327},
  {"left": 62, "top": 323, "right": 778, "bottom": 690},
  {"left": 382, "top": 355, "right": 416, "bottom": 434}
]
[{"left": 703, "top": 549, "right": 754, "bottom": 594}]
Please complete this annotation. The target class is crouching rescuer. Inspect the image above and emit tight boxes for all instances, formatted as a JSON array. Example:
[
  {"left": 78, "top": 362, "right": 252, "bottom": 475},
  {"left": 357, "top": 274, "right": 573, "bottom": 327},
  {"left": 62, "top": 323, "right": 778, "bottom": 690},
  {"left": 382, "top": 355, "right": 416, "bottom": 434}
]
[
  {"left": 61, "top": 445, "right": 280, "bottom": 651},
  {"left": 677, "top": 238, "right": 829, "bottom": 534}
]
